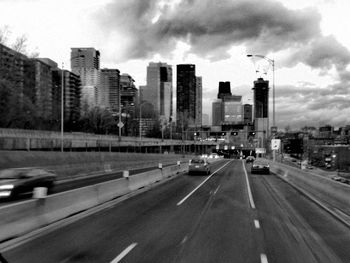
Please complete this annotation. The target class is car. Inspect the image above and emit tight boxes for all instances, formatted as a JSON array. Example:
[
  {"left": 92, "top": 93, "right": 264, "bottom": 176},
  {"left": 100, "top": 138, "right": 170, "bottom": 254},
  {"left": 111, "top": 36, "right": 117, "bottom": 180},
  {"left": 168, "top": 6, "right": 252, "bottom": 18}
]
[
  {"left": 0, "top": 168, "right": 56, "bottom": 200},
  {"left": 208, "top": 153, "right": 219, "bottom": 159},
  {"left": 246, "top": 156, "right": 255, "bottom": 163},
  {"left": 188, "top": 157, "right": 211, "bottom": 175},
  {"left": 251, "top": 160, "right": 270, "bottom": 174}
]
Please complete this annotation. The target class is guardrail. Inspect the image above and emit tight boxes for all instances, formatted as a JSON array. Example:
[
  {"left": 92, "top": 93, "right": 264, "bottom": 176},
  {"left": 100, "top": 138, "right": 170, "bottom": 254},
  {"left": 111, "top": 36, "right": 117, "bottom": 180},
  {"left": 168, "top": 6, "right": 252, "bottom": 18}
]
[
  {"left": 0, "top": 163, "right": 188, "bottom": 244},
  {"left": 269, "top": 161, "right": 350, "bottom": 224}
]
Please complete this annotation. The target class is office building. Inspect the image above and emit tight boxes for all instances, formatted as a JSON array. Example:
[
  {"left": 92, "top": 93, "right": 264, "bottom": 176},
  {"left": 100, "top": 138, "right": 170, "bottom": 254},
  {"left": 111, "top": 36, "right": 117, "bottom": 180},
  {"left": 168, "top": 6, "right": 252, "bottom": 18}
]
[
  {"left": 70, "top": 48, "right": 101, "bottom": 111},
  {"left": 177, "top": 64, "right": 196, "bottom": 127},
  {"left": 196, "top": 76, "right": 202, "bottom": 126},
  {"left": 212, "top": 100, "right": 222, "bottom": 126},
  {"left": 253, "top": 78, "right": 269, "bottom": 148},
  {"left": 143, "top": 62, "right": 172, "bottom": 121},
  {"left": 33, "top": 59, "right": 54, "bottom": 120},
  {"left": 120, "top": 73, "right": 137, "bottom": 115},
  {"left": 100, "top": 69, "right": 120, "bottom": 111},
  {"left": 217, "top": 81, "right": 232, "bottom": 99},
  {"left": 52, "top": 68, "right": 81, "bottom": 123},
  {"left": 243, "top": 104, "right": 253, "bottom": 124},
  {"left": 202, "top": 113, "right": 210, "bottom": 126},
  {"left": 222, "top": 95, "right": 243, "bottom": 124}
]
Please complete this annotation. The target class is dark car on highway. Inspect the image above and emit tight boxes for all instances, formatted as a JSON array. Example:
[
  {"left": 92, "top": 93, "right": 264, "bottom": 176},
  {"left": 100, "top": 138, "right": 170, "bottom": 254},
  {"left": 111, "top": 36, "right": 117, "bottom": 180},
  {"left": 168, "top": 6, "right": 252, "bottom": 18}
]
[
  {"left": 251, "top": 159, "right": 270, "bottom": 174},
  {"left": 0, "top": 168, "right": 56, "bottom": 200},
  {"left": 246, "top": 156, "right": 255, "bottom": 163},
  {"left": 188, "top": 157, "right": 211, "bottom": 175}
]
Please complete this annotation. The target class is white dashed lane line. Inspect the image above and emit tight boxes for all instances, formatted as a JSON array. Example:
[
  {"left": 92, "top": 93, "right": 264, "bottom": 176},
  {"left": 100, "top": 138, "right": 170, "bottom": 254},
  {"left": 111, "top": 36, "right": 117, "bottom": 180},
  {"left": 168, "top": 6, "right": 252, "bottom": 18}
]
[{"left": 111, "top": 243, "right": 137, "bottom": 263}]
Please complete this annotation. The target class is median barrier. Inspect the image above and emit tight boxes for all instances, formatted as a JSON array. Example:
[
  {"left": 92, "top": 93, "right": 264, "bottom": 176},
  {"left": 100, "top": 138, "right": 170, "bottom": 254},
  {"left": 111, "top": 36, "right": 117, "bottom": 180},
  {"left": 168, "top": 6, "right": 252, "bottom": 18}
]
[
  {"left": 0, "top": 200, "right": 39, "bottom": 242},
  {"left": 128, "top": 169, "right": 163, "bottom": 191},
  {"left": 0, "top": 164, "right": 184, "bottom": 244},
  {"left": 96, "top": 178, "right": 130, "bottom": 203},
  {"left": 270, "top": 162, "right": 350, "bottom": 216}
]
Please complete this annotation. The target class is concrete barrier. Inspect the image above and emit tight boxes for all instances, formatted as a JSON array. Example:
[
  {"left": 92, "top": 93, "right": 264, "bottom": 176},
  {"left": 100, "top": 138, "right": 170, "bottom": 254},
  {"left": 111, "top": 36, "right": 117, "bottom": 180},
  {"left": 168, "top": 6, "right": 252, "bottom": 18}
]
[
  {"left": 0, "top": 164, "right": 184, "bottom": 243},
  {"left": 270, "top": 161, "right": 350, "bottom": 216},
  {"left": 128, "top": 169, "right": 163, "bottom": 192}
]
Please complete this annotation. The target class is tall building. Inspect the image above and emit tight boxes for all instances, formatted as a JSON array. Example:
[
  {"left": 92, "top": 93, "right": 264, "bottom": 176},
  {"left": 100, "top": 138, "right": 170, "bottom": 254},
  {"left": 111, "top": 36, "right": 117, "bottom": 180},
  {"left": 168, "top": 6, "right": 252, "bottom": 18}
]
[
  {"left": 33, "top": 59, "right": 54, "bottom": 120},
  {"left": 70, "top": 48, "right": 100, "bottom": 111},
  {"left": 253, "top": 78, "right": 269, "bottom": 148},
  {"left": 222, "top": 95, "right": 243, "bottom": 124},
  {"left": 243, "top": 104, "right": 253, "bottom": 124},
  {"left": 217, "top": 81, "right": 232, "bottom": 99},
  {"left": 212, "top": 100, "right": 222, "bottom": 126},
  {"left": 100, "top": 69, "right": 120, "bottom": 111},
  {"left": 120, "top": 73, "right": 137, "bottom": 113},
  {"left": 52, "top": 68, "right": 81, "bottom": 123},
  {"left": 177, "top": 64, "right": 196, "bottom": 127},
  {"left": 196, "top": 76, "right": 202, "bottom": 126},
  {"left": 143, "top": 62, "right": 172, "bottom": 121}
]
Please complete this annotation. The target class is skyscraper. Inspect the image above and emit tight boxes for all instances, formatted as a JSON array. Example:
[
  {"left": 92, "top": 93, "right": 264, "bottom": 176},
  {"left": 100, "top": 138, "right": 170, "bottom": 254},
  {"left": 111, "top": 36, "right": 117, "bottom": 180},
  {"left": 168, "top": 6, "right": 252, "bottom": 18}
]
[
  {"left": 222, "top": 95, "right": 243, "bottom": 124},
  {"left": 70, "top": 48, "right": 101, "bottom": 111},
  {"left": 177, "top": 64, "right": 196, "bottom": 127},
  {"left": 243, "top": 104, "right": 253, "bottom": 124},
  {"left": 212, "top": 100, "right": 222, "bottom": 126},
  {"left": 217, "top": 81, "right": 232, "bottom": 99},
  {"left": 143, "top": 62, "right": 172, "bottom": 121},
  {"left": 196, "top": 76, "right": 202, "bottom": 126},
  {"left": 253, "top": 78, "right": 269, "bottom": 148},
  {"left": 100, "top": 69, "right": 120, "bottom": 111}
]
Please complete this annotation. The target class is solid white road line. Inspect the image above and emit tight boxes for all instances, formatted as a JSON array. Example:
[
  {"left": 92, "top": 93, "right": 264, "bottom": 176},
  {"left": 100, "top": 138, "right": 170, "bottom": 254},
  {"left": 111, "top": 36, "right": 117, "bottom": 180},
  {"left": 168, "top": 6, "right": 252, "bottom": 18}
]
[
  {"left": 254, "top": 219, "right": 260, "bottom": 229},
  {"left": 242, "top": 160, "right": 256, "bottom": 209},
  {"left": 177, "top": 161, "right": 232, "bottom": 206},
  {"left": 213, "top": 185, "right": 220, "bottom": 195},
  {"left": 260, "top": 253, "right": 268, "bottom": 263},
  {"left": 111, "top": 243, "right": 137, "bottom": 263}
]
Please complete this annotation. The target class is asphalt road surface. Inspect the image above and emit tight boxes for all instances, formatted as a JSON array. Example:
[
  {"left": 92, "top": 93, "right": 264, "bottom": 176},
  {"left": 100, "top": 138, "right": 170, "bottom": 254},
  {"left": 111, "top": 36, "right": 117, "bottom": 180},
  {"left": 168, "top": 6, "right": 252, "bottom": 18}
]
[{"left": 2, "top": 160, "right": 350, "bottom": 263}]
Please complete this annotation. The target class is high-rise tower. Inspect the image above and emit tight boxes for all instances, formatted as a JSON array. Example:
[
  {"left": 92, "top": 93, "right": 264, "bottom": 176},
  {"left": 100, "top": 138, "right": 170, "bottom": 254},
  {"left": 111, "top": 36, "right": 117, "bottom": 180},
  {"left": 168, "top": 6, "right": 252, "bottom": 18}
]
[
  {"left": 71, "top": 48, "right": 101, "bottom": 110},
  {"left": 176, "top": 64, "right": 196, "bottom": 127},
  {"left": 144, "top": 62, "right": 172, "bottom": 121},
  {"left": 253, "top": 78, "right": 269, "bottom": 148}
]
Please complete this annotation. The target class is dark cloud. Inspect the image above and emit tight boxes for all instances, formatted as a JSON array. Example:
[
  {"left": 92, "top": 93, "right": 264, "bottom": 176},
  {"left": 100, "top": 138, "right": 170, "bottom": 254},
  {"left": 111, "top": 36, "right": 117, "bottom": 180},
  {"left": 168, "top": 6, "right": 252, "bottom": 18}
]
[{"left": 94, "top": 0, "right": 322, "bottom": 61}]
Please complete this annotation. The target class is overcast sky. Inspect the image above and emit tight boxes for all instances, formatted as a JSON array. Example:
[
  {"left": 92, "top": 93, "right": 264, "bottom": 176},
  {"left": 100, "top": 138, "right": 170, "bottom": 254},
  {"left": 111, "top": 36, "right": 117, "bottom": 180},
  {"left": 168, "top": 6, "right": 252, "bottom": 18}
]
[{"left": 1, "top": 0, "right": 350, "bottom": 130}]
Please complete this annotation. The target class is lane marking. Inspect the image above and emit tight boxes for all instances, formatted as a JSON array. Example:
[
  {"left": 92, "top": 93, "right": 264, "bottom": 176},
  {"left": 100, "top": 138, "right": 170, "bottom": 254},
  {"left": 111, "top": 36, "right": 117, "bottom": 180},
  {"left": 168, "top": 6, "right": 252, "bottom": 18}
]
[
  {"left": 111, "top": 243, "right": 137, "bottom": 263},
  {"left": 213, "top": 185, "right": 220, "bottom": 195},
  {"left": 177, "top": 161, "right": 232, "bottom": 206},
  {"left": 181, "top": 236, "right": 188, "bottom": 244},
  {"left": 260, "top": 253, "right": 268, "bottom": 263},
  {"left": 254, "top": 219, "right": 260, "bottom": 229},
  {"left": 242, "top": 160, "right": 256, "bottom": 209}
]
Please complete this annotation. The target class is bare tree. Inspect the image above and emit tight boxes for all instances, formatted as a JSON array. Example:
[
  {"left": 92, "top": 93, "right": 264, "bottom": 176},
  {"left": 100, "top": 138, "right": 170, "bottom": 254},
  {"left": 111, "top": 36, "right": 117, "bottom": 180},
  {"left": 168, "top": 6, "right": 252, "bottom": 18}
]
[
  {"left": 0, "top": 25, "right": 11, "bottom": 45},
  {"left": 11, "top": 34, "right": 28, "bottom": 53}
]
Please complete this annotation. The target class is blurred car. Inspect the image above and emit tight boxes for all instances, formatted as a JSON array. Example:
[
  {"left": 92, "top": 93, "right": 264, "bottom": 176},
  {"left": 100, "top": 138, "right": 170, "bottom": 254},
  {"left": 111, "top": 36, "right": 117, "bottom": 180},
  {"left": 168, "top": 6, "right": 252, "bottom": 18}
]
[
  {"left": 246, "top": 156, "right": 255, "bottom": 163},
  {"left": 208, "top": 153, "right": 219, "bottom": 159},
  {"left": 251, "top": 160, "right": 270, "bottom": 174},
  {"left": 188, "top": 157, "right": 211, "bottom": 175},
  {"left": 0, "top": 168, "right": 56, "bottom": 199}
]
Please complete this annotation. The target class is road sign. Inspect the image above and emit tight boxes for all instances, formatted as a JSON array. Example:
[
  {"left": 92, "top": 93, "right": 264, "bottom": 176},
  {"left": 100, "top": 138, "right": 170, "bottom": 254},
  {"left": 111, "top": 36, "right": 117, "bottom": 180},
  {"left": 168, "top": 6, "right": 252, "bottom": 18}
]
[
  {"left": 117, "top": 122, "right": 124, "bottom": 128},
  {"left": 271, "top": 139, "right": 281, "bottom": 150}
]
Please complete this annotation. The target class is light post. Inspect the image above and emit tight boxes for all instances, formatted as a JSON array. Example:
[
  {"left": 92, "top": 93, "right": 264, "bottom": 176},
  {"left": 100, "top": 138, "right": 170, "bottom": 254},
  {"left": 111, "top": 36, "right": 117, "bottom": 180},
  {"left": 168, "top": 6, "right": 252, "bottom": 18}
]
[{"left": 61, "top": 63, "right": 64, "bottom": 152}]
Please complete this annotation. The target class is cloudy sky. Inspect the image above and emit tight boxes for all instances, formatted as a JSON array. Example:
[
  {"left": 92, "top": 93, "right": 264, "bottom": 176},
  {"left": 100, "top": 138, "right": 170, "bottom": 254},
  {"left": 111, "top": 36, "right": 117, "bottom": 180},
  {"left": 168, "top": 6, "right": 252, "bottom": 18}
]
[{"left": 1, "top": 0, "right": 350, "bottom": 130}]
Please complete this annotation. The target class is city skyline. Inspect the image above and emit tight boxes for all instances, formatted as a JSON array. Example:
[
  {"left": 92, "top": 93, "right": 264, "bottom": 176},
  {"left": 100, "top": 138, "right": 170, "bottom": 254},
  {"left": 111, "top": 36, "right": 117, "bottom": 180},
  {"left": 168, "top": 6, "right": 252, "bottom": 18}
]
[{"left": 1, "top": 0, "right": 350, "bottom": 129}]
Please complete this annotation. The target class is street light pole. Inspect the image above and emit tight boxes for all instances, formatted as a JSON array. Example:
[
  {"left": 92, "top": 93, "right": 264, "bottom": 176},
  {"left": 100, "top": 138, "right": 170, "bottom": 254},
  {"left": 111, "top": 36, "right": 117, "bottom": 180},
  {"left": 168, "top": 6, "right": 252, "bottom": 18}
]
[{"left": 61, "top": 63, "right": 64, "bottom": 152}]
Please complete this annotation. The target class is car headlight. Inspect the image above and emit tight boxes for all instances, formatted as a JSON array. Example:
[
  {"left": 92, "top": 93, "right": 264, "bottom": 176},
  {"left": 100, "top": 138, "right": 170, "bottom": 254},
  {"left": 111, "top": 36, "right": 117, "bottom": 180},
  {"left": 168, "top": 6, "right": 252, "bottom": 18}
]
[{"left": 0, "top": 184, "right": 14, "bottom": 190}]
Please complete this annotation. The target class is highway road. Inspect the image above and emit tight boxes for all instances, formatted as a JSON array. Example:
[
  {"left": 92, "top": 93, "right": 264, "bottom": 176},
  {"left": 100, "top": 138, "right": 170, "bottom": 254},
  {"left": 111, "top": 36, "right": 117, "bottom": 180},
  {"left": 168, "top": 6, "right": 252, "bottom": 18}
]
[{"left": 2, "top": 160, "right": 350, "bottom": 263}]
